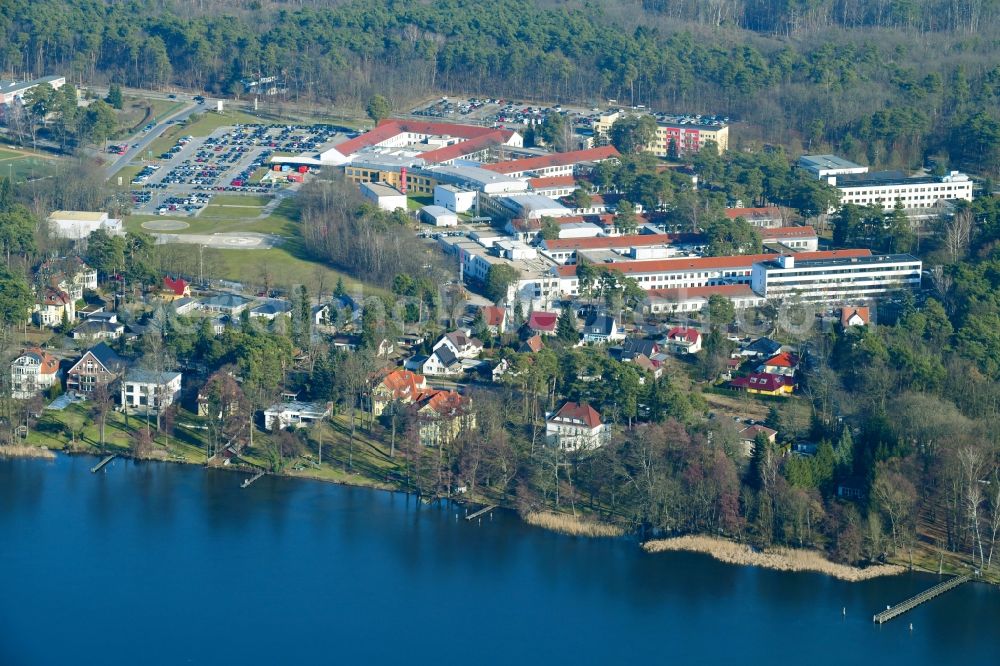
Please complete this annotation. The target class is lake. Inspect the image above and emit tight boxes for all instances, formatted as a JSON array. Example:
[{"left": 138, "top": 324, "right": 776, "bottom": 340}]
[{"left": 1, "top": 455, "right": 998, "bottom": 665}]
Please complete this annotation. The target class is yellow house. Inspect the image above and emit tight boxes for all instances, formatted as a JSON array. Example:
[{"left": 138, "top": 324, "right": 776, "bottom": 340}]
[{"left": 594, "top": 110, "right": 729, "bottom": 156}]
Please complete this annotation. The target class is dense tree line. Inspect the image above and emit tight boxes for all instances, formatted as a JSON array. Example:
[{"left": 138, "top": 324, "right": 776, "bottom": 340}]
[{"left": 2, "top": 1, "right": 999, "bottom": 172}]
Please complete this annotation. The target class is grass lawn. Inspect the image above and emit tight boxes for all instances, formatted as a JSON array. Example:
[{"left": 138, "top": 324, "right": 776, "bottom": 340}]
[
  {"left": 0, "top": 147, "right": 22, "bottom": 160},
  {"left": 183, "top": 110, "right": 266, "bottom": 136},
  {"left": 2, "top": 154, "right": 62, "bottom": 183},
  {"left": 209, "top": 194, "right": 274, "bottom": 207},
  {"left": 112, "top": 164, "right": 144, "bottom": 186},
  {"left": 198, "top": 204, "right": 267, "bottom": 220},
  {"left": 407, "top": 195, "right": 434, "bottom": 211},
  {"left": 128, "top": 206, "right": 291, "bottom": 235}
]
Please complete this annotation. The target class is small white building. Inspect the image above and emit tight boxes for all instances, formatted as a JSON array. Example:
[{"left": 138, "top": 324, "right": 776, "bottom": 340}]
[
  {"left": 545, "top": 402, "right": 607, "bottom": 451},
  {"left": 47, "top": 211, "right": 123, "bottom": 240},
  {"left": 434, "top": 184, "right": 477, "bottom": 213},
  {"left": 264, "top": 401, "right": 332, "bottom": 431},
  {"left": 0, "top": 75, "right": 66, "bottom": 106},
  {"left": 420, "top": 205, "right": 458, "bottom": 227},
  {"left": 120, "top": 369, "right": 182, "bottom": 413},
  {"left": 360, "top": 182, "right": 407, "bottom": 212},
  {"left": 10, "top": 348, "right": 61, "bottom": 399}
]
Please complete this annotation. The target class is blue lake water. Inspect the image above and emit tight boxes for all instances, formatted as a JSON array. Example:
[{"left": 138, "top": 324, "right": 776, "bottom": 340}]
[{"left": 1, "top": 455, "right": 998, "bottom": 665}]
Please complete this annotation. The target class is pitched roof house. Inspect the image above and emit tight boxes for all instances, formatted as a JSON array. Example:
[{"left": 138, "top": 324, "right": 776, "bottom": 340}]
[
  {"left": 545, "top": 402, "right": 607, "bottom": 451},
  {"left": 526, "top": 311, "right": 558, "bottom": 336},
  {"left": 162, "top": 276, "right": 190, "bottom": 301},
  {"left": 434, "top": 330, "right": 483, "bottom": 360},
  {"left": 520, "top": 334, "right": 544, "bottom": 353},
  {"left": 11, "top": 348, "right": 61, "bottom": 399},
  {"left": 841, "top": 306, "right": 870, "bottom": 327},
  {"left": 582, "top": 313, "right": 623, "bottom": 344},
  {"left": 729, "top": 372, "right": 793, "bottom": 396},
  {"left": 412, "top": 389, "right": 475, "bottom": 447},
  {"left": 739, "top": 424, "right": 778, "bottom": 456},
  {"left": 759, "top": 351, "right": 800, "bottom": 377},
  {"left": 480, "top": 306, "right": 507, "bottom": 334},
  {"left": 372, "top": 369, "right": 428, "bottom": 417},
  {"left": 66, "top": 342, "right": 125, "bottom": 395},
  {"left": 34, "top": 287, "right": 74, "bottom": 327},
  {"left": 665, "top": 327, "right": 702, "bottom": 354}
]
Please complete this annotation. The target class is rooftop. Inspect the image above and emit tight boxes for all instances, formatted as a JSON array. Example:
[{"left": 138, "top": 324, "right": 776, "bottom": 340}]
[
  {"left": 759, "top": 252, "right": 919, "bottom": 270},
  {"left": 556, "top": 249, "right": 872, "bottom": 277},
  {"left": 799, "top": 154, "right": 866, "bottom": 171},
  {"left": 483, "top": 146, "right": 620, "bottom": 175}
]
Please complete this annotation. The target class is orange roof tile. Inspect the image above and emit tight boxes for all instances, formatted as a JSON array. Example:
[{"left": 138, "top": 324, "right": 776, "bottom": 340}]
[{"left": 483, "top": 146, "right": 620, "bottom": 175}]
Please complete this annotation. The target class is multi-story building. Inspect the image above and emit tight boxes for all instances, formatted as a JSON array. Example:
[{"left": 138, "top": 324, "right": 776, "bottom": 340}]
[
  {"left": 66, "top": 342, "right": 124, "bottom": 395},
  {"left": 34, "top": 288, "right": 74, "bottom": 327},
  {"left": 798, "top": 154, "right": 869, "bottom": 179},
  {"left": 593, "top": 111, "right": 729, "bottom": 156},
  {"left": 552, "top": 249, "right": 871, "bottom": 297},
  {"left": 829, "top": 170, "right": 973, "bottom": 211},
  {"left": 545, "top": 402, "right": 606, "bottom": 451},
  {"left": 120, "top": 369, "right": 183, "bottom": 413},
  {"left": 0, "top": 75, "right": 65, "bottom": 106},
  {"left": 750, "top": 253, "right": 922, "bottom": 302},
  {"left": 10, "top": 348, "right": 61, "bottom": 399},
  {"left": 481, "top": 146, "right": 620, "bottom": 179},
  {"left": 412, "top": 389, "right": 475, "bottom": 447}
]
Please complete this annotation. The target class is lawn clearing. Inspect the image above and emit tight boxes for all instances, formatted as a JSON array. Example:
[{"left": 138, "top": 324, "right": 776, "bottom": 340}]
[
  {"left": 198, "top": 204, "right": 266, "bottom": 220},
  {"left": 209, "top": 194, "right": 274, "bottom": 207}
]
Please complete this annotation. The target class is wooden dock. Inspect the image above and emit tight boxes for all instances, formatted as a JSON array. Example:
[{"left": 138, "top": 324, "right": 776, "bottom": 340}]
[
  {"left": 465, "top": 505, "right": 497, "bottom": 521},
  {"left": 91, "top": 455, "right": 116, "bottom": 473},
  {"left": 873, "top": 574, "right": 973, "bottom": 624},
  {"left": 240, "top": 470, "right": 265, "bottom": 488}
]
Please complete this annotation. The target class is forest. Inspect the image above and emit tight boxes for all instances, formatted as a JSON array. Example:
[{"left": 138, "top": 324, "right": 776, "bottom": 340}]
[{"left": 1, "top": 0, "right": 999, "bottom": 174}]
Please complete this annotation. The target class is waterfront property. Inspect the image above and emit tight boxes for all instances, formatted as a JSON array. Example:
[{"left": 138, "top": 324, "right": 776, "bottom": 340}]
[
  {"left": 66, "top": 342, "right": 125, "bottom": 395},
  {"left": 10, "top": 348, "right": 61, "bottom": 399},
  {"left": 120, "top": 369, "right": 183, "bottom": 413},
  {"left": 546, "top": 401, "right": 607, "bottom": 451},
  {"left": 263, "top": 401, "right": 332, "bottom": 430}
]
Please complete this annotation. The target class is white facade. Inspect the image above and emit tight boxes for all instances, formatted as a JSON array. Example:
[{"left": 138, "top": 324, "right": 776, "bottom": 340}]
[
  {"left": 0, "top": 75, "right": 66, "bottom": 105},
  {"left": 831, "top": 171, "right": 973, "bottom": 211},
  {"left": 434, "top": 184, "right": 477, "bottom": 213},
  {"left": 360, "top": 182, "right": 407, "bottom": 212},
  {"left": 47, "top": 211, "right": 123, "bottom": 240},
  {"left": 420, "top": 205, "right": 458, "bottom": 227},
  {"left": 750, "top": 253, "right": 922, "bottom": 302},
  {"left": 11, "top": 350, "right": 60, "bottom": 399},
  {"left": 264, "top": 401, "right": 331, "bottom": 430},
  {"left": 120, "top": 370, "right": 182, "bottom": 412}
]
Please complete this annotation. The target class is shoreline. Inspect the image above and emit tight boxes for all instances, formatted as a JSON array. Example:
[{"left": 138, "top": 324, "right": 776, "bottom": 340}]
[
  {"left": 643, "top": 535, "right": 906, "bottom": 582},
  {"left": 0, "top": 445, "right": 57, "bottom": 460}
]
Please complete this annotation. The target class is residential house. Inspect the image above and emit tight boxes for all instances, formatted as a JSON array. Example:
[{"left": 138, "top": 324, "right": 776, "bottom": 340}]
[
  {"left": 433, "top": 330, "right": 483, "bottom": 360},
  {"left": 200, "top": 293, "right": 252, "bottom": 316},
  {"left": 412, "top": 389, "right": 475, "bottom": 447},
  {"left": 264, "top": 401, "right": 332, "bottom": 431},
  {"left": 372, "top": 369, "right": 428, "bottom": 417},
  {"left": 120, "top": 369, "right": 183, "bottom": 413},
  {"left": 632, "top": 354, "right": 662, "bottom": 380},
  {"left": 526, "top": 311, "right": 558, "bottom": 336},
  {"left": 480, "top": 306, "right": 507, "bottom": 335},
  {"left": 664, "top": 327, "right": 702, "bottom": 354},
  {"left": 582, "top": 313, "right": 623, "bottom": 344},
  {"left": 729, "top": 372, "right": 793, "bottom": 396},
  {"left": 34, "top": 288, "right": 74, "bottom": 327},
  {"left": 759, "top": 352, "right": 799, "bottom": 377},
  {"left": 519, "top": 334, "right": 544, "bottom": 353},
  {"left": 739, "top": 424, "right": 777, "bottom": 457},
  {"left": 71, "top": 313, "right": 125, "bottom": 341},
  {"left": 249, "top": 299, "right": 293, "bottom": 320},
  {"left": 162, "top": 276, "right": 190, "bottom": 301},
  {"left": 66, "top": 342, "right": 125, "bottom": 395},
  {"left": 311, "top": 303, "right": 331, "bottom": 327},
  {"left": 739, "top": 337, "right": 782, "bottom": 359},
  {"left": 545, "top": 401, "right": 607, "bottom": 451},
  {"left": 841, "top": 306, "right": 870, "bottom": 327},
  {"left": 617, "top": 337, "right": 660, "bottom": 362},
  {"left": 10, "top": 348, "right": 61, "bottom": 399},
  {"left": 421, "top": 345, "right": 464, "bottom": 376},
  {"left": 37, "top": 257, "right": 97, "bottom": 302}
]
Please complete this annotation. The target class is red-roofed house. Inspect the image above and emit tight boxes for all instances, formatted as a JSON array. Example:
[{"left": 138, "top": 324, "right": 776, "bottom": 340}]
[
  {"left": 526, "top": 311, "right": 558, "bottom": 336},
  {"left": 759, "top": 352, "right": 800, "bottom": 377},
  {"left": 729, "top": 372, "right": 794, "bottom": 396},
  {"left": 372, "top": 369, "right": 428, "bottom": 417},
  {"left": 546, "top": 402, "right": 607, "bottom": 451},
  {"left": 665, "top": 327, "right": 703, "bottom": 354},
  {"left": 162, "top": 276, "right": 190, "bottom": 301},
  {"left": 11, "top": 348, "right": 62, "bottom": 399},
  {"left": 412, "top": 389, "right": 475, "bottom": 447},
  {"left": 841, "top": 307, "right": 870, "bottom": 327},
  {"left": 520, "top": 334, "right": 544, "bottom": 353},
  {"left": 528, "top": 175, "right": 578, "bottom": 198},
  {"left": 34, "top": 287, "right": 74, "bottom": 327},
  {"left": 483, "top": 146, "right": 620, "bottom": 178},
  {"left": 480, "top": 306, "right": 507, "bottom": 335}
]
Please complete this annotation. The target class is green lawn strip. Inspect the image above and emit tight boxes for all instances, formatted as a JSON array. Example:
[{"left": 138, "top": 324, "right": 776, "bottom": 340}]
[
  {"left": 209, "top": 194, "right": 274, "bottom": 207},
  {"left": 7, "top": 156, "right": 61, "bottom": 182},
  {"left": 182, "top": 110, "right": 262, "bottom": 136},
  {"left": 113, "top": 164, "right": 144, "bottom": 186},
  {"left": 0, "top": 148, "right": 21, "bottom": 160},
  {"left": 198, "top": 204, "right": 266, "bottom": 220}
]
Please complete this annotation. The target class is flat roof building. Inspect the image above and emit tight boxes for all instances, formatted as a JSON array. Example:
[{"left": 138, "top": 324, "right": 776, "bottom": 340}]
[
  {"left": 0, "top": 75, "right": 65, "bottom": 105},
  {"left": 798, "top": 154, "right": 869, "bottom": 179},
  {"left": 750, "top": 253, "right": 922, "bottom": 302},
  {"left": 831, "top": 170, "right": 973, "bottom": 211},
  {"left": 360, "top": 182, "right": 407, "bottom": 212}
]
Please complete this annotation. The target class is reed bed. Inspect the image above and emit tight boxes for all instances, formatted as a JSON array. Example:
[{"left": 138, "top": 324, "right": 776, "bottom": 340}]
[
  {"left": 643, "top": 535, "right": 904, "bottom": 581},
  {"left": 523, "top": 511, "right": 624, "bottom": 538},
  {"left": 0, "top": 445, "right": 57, "bottom": 460}
]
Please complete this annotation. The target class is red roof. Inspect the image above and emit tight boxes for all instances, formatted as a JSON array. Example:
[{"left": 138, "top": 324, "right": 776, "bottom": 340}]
[
  {"left": 483, "top": 146, "right": 620, "bottom": 175},
  {"left": 841, "top": 306, "right": 870, "bottom": 327},
  {"left": 418, "top": 130, "right": 513, "bottom": 164},
  {"left": 763, "top": 351, "right": 799, "bottom": 368},
  {"left": 543, "top": 233, "right": 678, "bottom": 252},
  {"left": 529, "top": 175, "right": 577, "bottom": 190},
  {"left": 724, "top": 207, "right": 783, "bottom": 220},
  {"left": 378, "top": 369, "right": 427, "bottom": 401},
  {"left": 332, "top": 119, "right": 514, "bottom": 158},
  {"left": 554, "top": 249, "right": 871, "bottom": 278},
  {"left": 550, "top": 401, "right": 603, "bottom": 429},
  {"left": 42, "top": 288, "right": 71, "bottom": 306},
  {"left": 521, "top": 334, "right": 544, "bottom": 353},
  {"left": 667, "top": 327, "right": 701, "bottom": 343},
  {"left": 414, "top": 388, "right": 469, "bottom": 417},
  {"left": 760, "top": 226, "right": 815, "bottom": 240},
  {"left": 481, "top": 306, "right": 505, "bottom": 327},
  {"left": 527, "top": 311, "right": 558, "bottom": 332},
  {"left": 20, "top": 348, "right": 60, "bottom": 375},
  {"left": 730, "top": 372, "right": 792, "bottom": 392},
  {"left": 163, "top": 276, "right": 189, "bottom": 296}
]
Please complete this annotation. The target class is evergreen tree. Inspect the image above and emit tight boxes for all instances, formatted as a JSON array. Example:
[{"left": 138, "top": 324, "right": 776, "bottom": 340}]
[
  {"left": 556, "top": 307, "right": 578, "bottom": 343},
  {"left": 105, "top": 84, "right": 124, "bottom": 110}
]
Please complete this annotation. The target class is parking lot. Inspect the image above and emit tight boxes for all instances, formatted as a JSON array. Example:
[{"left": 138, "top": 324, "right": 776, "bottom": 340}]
[{"left": 127, "top": 123, "right": 345, "bottom": 216}]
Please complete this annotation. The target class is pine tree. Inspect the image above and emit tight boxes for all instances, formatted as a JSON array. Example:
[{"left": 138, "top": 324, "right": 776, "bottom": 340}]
[{"left": 556, "top": 307, "right": 578, "bottom": 343}]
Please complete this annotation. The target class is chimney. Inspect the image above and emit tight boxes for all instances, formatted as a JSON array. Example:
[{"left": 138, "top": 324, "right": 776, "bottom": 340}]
[{"left": 400, "top": 167, "right": 407, "bottom": 194}]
